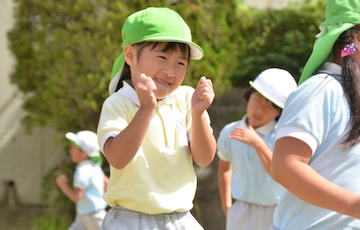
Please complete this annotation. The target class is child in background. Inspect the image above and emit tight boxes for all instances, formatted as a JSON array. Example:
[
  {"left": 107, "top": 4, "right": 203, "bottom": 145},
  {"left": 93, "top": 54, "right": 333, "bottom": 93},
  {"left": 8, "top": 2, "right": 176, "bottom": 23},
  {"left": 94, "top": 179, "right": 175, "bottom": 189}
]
[
  {"left": 217, "top": 68, "right": 297, "bottom": 230},
  {"left": 56, "top": 130, "right": 108, "bottom": 230},
  {"left": 97, "top": 7, "right": 216, "bottom": 230},
  {"left": 271, "top": 0, "right": 360, "bottom": 229}
]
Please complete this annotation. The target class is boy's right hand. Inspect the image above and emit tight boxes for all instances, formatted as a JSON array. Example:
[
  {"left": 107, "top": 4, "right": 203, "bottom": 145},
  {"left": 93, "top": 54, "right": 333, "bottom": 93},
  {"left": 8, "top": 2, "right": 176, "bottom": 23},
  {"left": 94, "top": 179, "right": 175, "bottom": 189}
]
[{"left": 133, "top": 73, "right": 157, "bottom": 110}]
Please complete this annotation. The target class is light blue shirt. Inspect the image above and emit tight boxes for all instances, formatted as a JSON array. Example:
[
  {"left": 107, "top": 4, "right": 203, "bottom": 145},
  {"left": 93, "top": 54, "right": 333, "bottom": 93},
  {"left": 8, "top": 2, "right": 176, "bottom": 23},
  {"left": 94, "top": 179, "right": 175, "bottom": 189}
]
[
  {"left": 273, "top": 63, "right": 360, "bottom": 229},
  {"left": 73, "top": 160, "right": 108, "bottom": 214},
  {"left": 217, "top": 115, "right": 280, "bottom": 206}
]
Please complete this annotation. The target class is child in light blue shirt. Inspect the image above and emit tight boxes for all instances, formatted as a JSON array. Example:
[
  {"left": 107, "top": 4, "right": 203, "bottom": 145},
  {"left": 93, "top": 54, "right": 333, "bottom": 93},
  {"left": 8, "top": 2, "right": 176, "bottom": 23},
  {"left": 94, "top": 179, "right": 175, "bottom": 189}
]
[
  {"left": 271, "top": 0, "right": 360, "bottom": 229},
  {"left": 56, "top": 130, "right": 108, "bottom": 230},
  {"left": 217, "top": 68, "right": 297, "bottom": 230}
]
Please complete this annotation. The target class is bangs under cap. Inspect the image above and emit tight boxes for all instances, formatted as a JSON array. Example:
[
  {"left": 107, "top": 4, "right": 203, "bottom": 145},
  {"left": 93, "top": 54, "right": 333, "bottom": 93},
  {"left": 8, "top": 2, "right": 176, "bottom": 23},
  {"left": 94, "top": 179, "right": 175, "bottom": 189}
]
[
  {"left": 299, "top": 0, "right": 360, "bottom": 85},
  {"left": 108, "top": 7, "right": 204, "bottom": 95}
]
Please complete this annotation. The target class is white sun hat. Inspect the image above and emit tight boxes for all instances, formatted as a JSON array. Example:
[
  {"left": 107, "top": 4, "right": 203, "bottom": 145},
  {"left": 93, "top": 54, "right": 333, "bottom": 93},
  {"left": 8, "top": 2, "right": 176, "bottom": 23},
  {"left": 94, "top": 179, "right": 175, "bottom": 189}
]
[
  {"left": 249, "top": 68, "right": 297, "bottom": 109},
  {"left": 65, "top": 130, "right": 100, "bottom": 157}
]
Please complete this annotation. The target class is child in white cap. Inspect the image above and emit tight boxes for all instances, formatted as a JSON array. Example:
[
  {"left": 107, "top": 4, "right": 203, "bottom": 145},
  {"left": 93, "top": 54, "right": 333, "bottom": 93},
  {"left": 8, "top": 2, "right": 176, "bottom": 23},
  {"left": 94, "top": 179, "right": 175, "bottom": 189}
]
[
  {"left": 217, "top": 68, "right": 297, "bottom": 230},
  {"left": 56, "top": 130, "right": 108, "bottom": 230},
  {"left": 97, "top": 7, "right": 216, "bottom": 230},
  {"left": 271, "top": 0, "right": 360, "bottom": 229}
]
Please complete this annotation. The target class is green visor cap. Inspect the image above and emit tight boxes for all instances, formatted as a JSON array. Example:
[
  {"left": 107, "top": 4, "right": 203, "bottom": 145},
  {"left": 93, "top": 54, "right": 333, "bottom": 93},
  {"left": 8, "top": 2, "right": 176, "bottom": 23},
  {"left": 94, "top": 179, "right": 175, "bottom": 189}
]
[
  {"left": 299, "top": 0, "right": 360, "bottom": 85},
  {"left": 109, "top": 7, "right": 204, "bottom": 95}
]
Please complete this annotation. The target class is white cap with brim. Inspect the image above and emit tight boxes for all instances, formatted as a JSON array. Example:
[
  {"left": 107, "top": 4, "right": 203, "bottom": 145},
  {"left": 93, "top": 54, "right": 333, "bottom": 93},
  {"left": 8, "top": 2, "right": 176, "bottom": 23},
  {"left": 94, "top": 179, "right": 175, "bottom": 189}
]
[
  {"left": 249, "top": 68, "right": 297, "bottom": 109},
  {"left": 65, "top": 130, "right": 100, "bottom": 157}
]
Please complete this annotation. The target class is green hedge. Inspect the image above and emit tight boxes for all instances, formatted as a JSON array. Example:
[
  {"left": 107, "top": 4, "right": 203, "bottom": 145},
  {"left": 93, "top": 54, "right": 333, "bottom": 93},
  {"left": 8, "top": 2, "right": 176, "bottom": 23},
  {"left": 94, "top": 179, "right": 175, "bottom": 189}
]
[{"left": 7, "top": 0, "right": 325, "bottom": 228}]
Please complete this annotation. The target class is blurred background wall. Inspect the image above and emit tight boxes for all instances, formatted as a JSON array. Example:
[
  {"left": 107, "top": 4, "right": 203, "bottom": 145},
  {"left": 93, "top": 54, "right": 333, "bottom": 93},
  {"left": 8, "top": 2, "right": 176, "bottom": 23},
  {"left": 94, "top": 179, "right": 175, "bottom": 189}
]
[{"left": 0, "top": 0, "right": 66, "bottom": 229}]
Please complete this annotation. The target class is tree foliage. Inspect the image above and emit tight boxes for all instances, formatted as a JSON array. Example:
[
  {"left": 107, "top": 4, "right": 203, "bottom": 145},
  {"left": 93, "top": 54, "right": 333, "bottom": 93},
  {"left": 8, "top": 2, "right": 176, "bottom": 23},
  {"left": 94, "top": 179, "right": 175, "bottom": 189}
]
[
  {"left": 8, "top": 0, "right": 241, "bottom": 133},
  {"left": 7, "top": 0, "right": 325, "bottom": 228},
  {"left": 8, "top": 0, "right": 325, "bottom": 133},
  {"left": 231, "top": 0, "right": 326, "bottom": 86}
]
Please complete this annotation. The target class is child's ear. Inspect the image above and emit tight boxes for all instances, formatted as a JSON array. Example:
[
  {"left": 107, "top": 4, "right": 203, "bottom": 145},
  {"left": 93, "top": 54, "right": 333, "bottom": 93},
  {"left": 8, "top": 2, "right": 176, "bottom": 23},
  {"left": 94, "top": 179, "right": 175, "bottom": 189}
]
[{"left": 124, "top": 45, "right": 136, "bottom": 66}]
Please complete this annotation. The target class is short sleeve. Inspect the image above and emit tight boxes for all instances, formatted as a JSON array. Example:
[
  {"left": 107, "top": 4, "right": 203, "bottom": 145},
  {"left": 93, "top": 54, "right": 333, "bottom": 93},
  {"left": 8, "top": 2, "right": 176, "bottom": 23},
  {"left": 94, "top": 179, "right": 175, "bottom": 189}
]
[
  {"left": 73, "top": 166, "right": 91, "bottom": 190},
  {"left": 276, "top": 74, "right": 346, "bottom": 153},
  {"left": 97, "top": 94, "right": 133, "bottom": 153},
  {"left": 217, "top": 123, "right": 236, "bottom": 162}
]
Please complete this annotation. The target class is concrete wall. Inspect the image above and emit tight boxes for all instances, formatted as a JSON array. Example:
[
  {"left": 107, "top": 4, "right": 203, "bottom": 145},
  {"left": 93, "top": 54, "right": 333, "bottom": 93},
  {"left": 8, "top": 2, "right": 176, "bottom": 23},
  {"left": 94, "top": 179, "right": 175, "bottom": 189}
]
[
  {"left": 245, "top": 0, "right": 306, "bottom": 9},
  {"left": 244, "top": 0, "right": 289, "bottom": 9},
  {"left": 0, "top": 0, "right": 66, "bottom": 205},
  {"left": 0, "top": 0, "right": 66, "bottom": 228}
]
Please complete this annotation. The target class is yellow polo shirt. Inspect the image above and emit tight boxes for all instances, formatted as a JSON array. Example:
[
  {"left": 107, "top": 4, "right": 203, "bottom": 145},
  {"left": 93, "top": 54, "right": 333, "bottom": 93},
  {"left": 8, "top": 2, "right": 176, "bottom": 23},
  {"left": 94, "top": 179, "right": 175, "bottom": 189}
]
[{"left": 97, "top": 81, "right": 210, "bottom": 214}]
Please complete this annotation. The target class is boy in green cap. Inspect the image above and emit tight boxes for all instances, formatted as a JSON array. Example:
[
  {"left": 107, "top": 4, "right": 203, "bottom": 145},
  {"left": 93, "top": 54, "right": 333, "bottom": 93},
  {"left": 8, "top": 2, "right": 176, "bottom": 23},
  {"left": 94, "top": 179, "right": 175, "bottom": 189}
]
[
  {"left": 97, "top": 7, "right": 216, "bottom": 230},
  {"left": 271, "top": 0, "right": 360, "bottom": 229}
]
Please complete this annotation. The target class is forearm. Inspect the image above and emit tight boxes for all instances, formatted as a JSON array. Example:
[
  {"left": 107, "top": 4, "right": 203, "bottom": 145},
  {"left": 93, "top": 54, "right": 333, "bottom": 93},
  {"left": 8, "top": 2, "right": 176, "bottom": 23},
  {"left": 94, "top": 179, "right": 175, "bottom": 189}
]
[
  {"left": 274, "top": 161, "right": 360, "bottom": 218},
  {"left": 104, "top": 108, "right": 154, "bottom": 169},
  {"left": 190, "top": 112, "right": 216, "bottom": 167},
  {"left": 253, "top": 141, "right": 272, "bottom": 175},
  {"left": 59, "top": 184, "right": 81, "bottom": 202},
  {"left": 218, "top": 161, "right": 232, "bottom": 215},
  {"left": 228, "top": 125, "right": 272, "bottom": 174},
  {"left": 272, "top": 138, "right": 360, "bottom": 218}
]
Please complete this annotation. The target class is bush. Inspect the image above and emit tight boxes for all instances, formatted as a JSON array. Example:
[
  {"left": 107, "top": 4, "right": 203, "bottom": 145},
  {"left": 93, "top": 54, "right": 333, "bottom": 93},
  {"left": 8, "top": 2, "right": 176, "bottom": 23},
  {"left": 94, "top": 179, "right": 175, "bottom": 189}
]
[
  {"left": 7, "top": 0, "right": 325, "bottom": 228},
  {"left": 231, "top": 0, "right": 326, "bottom": 86}
]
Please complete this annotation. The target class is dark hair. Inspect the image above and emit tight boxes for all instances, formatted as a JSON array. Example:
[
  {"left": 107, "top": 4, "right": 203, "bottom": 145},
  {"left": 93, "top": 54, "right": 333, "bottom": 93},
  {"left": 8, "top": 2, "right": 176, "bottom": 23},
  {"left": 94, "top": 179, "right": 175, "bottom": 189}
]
[
  {"left": 333, "top": 25, "right": 360, "bottom": 148},
  {"left": 115, "top": 42, "right": 190, "bottom": 92},
  {"left": 243, "top": 87, "right": 282, "bottom": 120}
]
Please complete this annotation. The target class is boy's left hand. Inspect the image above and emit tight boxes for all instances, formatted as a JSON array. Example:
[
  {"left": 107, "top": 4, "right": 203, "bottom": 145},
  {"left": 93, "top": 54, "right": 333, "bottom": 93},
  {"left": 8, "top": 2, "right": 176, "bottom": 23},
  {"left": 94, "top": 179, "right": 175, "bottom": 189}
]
[{"left": 192, "top": 76, "right": 214, "bottom": 115}]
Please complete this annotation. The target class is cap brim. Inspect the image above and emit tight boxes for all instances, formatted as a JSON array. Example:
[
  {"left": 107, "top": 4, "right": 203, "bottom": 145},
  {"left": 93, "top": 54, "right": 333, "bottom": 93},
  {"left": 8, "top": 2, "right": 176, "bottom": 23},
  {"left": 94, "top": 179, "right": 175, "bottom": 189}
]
[
  {"left": 141, "top": 36, "right": 203, "bottom": 60},
  {"left": 65, "top": 132, "right": 79, "bottom": 147},
  {"left": 249, "top": 81, "right": 283, "bottom": 109}
]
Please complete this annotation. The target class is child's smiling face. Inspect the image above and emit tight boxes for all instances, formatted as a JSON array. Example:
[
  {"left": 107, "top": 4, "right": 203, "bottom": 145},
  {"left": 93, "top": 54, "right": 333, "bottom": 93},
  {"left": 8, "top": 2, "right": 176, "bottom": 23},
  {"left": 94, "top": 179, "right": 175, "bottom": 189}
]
[{"left": 128, "top": 42, "right": 190, "bottom": 99}]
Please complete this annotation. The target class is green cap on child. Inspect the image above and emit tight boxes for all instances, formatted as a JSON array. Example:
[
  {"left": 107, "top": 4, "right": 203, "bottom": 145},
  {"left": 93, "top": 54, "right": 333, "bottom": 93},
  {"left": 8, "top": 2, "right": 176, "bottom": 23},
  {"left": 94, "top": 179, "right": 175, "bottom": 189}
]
[
  {"left": 109, "top": 7, "right": 204, "bottom": 95},
  {"left": 299, "top": 0, "right": 360, "bottom": 84}
]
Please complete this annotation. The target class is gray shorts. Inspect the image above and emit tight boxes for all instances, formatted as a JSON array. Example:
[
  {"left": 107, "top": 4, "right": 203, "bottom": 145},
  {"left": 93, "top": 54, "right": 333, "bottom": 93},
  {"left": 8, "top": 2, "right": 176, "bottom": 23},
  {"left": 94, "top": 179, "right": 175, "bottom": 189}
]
[
  {"left": 69, "top": 209, "right": 107, "bottom": 230},
  {"left": 101, "top": 206, "right": 203, "bottom": 230},
  {"left": 226, "top": 200, "right": 276, "bottom": 230}
]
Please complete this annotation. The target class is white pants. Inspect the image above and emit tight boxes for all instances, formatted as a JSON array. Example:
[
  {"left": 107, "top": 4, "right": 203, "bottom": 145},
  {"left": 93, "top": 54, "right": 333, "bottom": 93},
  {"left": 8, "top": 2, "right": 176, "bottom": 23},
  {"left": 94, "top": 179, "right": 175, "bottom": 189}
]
[
  {"left": 226, "top": 200, "right": 276, "bottom": 230},
  {"left": 101, "top": 206, "right": 203, "bottom": 230}
]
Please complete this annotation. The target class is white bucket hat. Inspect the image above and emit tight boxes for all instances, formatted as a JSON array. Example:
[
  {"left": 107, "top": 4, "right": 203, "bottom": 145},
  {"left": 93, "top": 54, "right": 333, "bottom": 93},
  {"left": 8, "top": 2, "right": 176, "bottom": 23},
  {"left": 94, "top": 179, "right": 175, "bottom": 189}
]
[
  {"left": 249, "top": 68, "right": 297, "bottom": 109},
  {"left": 65, "top": 130, "right": 100, "bottom": 157}
]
